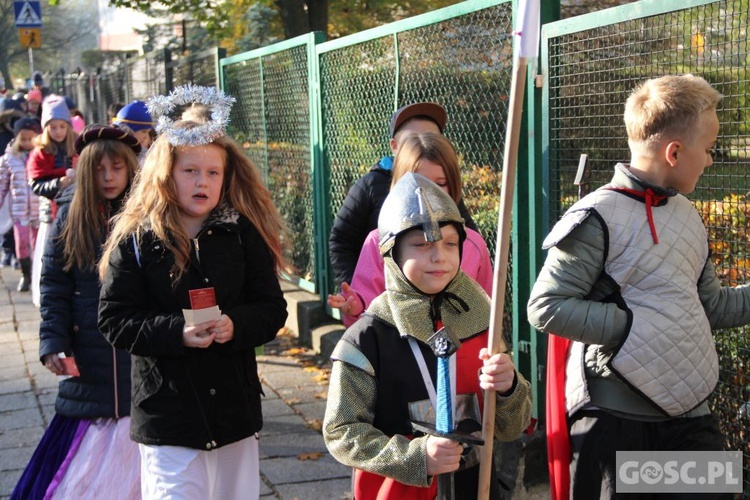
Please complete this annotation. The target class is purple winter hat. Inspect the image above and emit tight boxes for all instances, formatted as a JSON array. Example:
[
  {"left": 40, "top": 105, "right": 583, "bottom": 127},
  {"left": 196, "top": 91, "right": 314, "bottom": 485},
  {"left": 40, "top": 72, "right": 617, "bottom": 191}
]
[{"left": 41, "top": 95, "right": 71, "bottom": 129}]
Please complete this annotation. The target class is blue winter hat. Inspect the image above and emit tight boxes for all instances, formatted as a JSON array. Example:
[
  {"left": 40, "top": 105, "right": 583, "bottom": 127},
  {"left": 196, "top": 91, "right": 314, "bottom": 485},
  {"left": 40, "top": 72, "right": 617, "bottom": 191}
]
[
  {"left": 114, "top": 100, "right": 153, "bottom": 132},
  {"left": 0, "top": 96, "right": 24, "bottom": 114},
  {"left": 64, "top": 96, "right": 76, "bottom": 111},
  {"left": 32, "top": 71, "right": 43, "bottom": 85},
  {"left": 14, "top": 116, "right": 42, "bottom": 136}
]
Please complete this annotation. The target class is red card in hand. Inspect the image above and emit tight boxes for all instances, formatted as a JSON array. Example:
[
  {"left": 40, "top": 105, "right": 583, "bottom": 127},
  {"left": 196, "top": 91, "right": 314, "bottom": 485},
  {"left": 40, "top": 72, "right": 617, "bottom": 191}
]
[
  {"left": 60, "top": 357, "right": 80, "bottom": 377},
  {"left": 189, "top": 287, "right": 217, "bottom": 309}
]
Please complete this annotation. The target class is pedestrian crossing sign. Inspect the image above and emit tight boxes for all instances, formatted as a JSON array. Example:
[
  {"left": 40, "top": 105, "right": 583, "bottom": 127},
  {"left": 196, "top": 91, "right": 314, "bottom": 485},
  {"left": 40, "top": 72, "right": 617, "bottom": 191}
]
[
  {"left": 19, "top": 28, "right": 41, "bottom": 49},
  {"left": 14, "top": 1, "right": 42, "bottom": 28}
]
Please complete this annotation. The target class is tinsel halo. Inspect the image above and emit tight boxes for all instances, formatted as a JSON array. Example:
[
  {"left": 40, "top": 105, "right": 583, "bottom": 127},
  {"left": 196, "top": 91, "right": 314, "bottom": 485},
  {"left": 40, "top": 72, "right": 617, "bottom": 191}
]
[{"left": 147, "top": 84, "right": 236, "bottom": 147}]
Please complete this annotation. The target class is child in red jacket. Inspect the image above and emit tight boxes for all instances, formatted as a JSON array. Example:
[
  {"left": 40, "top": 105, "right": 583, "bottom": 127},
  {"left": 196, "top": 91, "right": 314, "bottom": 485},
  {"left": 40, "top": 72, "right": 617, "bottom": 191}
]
[{"left": 27, "top": 95, "right": 76, "bottom": 306}]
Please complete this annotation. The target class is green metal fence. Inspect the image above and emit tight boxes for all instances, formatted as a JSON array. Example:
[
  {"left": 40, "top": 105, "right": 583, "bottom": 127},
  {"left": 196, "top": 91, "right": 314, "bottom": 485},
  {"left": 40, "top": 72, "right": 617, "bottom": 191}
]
[
  {"left": 220, "top": 33, "right": 326, "bottom": 292},
  {"left": 542, "top": 0, "right": 750, "bottom": 489}
]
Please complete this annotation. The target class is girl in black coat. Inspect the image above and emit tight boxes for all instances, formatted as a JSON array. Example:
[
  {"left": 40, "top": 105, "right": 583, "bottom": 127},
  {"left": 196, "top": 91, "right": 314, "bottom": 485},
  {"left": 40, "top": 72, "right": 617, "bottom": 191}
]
[
  {"left": 13, "top": 125, "right": 142, "bottom": 500},
  {"left": 98, "top": 90, "right": 288, "bottom": 499}
]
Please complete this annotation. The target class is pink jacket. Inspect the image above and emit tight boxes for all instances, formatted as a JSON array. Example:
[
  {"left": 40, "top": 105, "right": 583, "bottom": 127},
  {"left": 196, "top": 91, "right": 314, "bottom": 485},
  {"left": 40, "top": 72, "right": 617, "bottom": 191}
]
[
  {"left": 344, "top": 227, "right": 493, "bottom": 327},
  {"left": 0, "top": 145, "right": 39, "bottom": 225}
]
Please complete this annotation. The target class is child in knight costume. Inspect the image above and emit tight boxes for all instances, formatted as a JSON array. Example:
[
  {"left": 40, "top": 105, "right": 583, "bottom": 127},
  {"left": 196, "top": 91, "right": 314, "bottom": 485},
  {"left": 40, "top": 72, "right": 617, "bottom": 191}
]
[
  {"left": 528, "top": 74, "right": 750, "bottom": 499},
  {"left": 323, "top": 172, "right": 532, "bottom": 499}
]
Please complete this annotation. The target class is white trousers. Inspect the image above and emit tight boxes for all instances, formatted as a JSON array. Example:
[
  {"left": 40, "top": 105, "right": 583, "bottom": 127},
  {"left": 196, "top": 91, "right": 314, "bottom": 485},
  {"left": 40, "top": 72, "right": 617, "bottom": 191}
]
[
  {"left": 139, "top": 435, "right": 260, "bottom": 500},
  {"left": 31, "top": 221, "right": 48, "bottom": 308}
]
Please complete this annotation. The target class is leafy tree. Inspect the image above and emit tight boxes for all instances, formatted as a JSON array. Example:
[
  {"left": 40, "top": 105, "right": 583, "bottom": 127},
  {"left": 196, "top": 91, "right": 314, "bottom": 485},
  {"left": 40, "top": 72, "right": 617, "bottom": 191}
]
[
  {"left": 237, "top": 3, "right": 281, "bottom": 52},
  {"left": 108, "top": 0, "right": 464, "bottom": 49},
  {"left": 133, "top": 8, "right": 212, "bottom": 55}
]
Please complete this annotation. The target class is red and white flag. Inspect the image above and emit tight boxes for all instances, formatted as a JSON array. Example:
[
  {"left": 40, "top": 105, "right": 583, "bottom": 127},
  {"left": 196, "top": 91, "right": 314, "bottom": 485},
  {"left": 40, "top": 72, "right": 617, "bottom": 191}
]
[{"left": 514, "top": 0, "right": 541, "bottom": 59}]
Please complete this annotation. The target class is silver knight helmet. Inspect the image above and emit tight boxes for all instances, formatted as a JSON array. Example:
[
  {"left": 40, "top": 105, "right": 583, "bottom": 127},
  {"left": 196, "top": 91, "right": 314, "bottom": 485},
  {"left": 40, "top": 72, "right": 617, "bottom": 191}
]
[{"left": 378, "top": 172, "right": 465, "bottom": 257}]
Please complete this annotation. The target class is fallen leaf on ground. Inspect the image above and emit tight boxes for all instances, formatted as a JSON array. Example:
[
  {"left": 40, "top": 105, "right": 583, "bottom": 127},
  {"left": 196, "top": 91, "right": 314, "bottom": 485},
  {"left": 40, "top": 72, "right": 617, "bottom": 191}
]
[
  {"left": 307, "top": 419, "right": 323, "bottom": 431},
  {"left": 282, "top": 348, "right": 307, "bottom": 356}
]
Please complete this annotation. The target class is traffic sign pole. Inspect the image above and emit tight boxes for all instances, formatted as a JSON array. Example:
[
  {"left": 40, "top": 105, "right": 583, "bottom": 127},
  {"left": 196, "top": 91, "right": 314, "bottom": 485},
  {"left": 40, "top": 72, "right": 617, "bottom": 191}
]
[{"left": 28, "top": 47, "right": 34, "bottom": 78}]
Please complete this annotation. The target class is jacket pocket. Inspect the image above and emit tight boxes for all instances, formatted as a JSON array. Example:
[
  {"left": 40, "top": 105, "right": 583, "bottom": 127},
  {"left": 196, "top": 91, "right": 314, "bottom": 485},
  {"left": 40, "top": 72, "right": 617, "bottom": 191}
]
[{"left": 132, "top": 358, "right": 163, "bottom": 407}]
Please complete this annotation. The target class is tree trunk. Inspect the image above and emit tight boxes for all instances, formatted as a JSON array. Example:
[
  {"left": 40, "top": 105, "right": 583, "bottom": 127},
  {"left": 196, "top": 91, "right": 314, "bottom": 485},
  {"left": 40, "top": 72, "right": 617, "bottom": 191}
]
[
  {"left": 306, "top": 0, "right": 328, "bottom": 34},
  {"left": 0, "top": 64, "right": 11, "bottom": 93},
  {"left": 275, "top": 0, "right": 310, "bottom": 38}
]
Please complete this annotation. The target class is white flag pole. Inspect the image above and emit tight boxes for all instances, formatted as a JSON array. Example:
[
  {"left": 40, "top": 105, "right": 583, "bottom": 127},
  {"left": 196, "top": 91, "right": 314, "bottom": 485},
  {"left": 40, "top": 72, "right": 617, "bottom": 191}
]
[{"left": 476, "top": 1, "right": 539, "bottom": 498}]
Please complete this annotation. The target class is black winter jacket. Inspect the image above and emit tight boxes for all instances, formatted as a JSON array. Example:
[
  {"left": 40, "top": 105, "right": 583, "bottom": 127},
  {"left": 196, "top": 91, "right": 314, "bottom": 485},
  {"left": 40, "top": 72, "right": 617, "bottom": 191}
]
[
  {"left": 328, "top": 157, "right": 478, "bottom": 287},
  {"left": 39, "top": 186, "right": 131, "bottom": 419},
  {"left": 98, "top": 206, "right": 288, "bottom": 450}
]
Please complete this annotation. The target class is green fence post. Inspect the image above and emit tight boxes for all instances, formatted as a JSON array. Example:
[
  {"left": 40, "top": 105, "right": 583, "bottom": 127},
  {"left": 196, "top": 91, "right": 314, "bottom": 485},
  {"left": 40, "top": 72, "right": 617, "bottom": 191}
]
[
  {"left": 308, "top": 31, "right": 329, "bottom": 297},
  {"left": 513, "top": 0, "right": 561, "bottom": 423}
]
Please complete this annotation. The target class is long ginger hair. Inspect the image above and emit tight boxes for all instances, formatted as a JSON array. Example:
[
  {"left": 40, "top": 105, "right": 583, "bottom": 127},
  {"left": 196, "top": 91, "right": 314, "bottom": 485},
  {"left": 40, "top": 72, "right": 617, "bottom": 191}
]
[{"left": 99, "top": 121, "right": 289, "bottom": 281}]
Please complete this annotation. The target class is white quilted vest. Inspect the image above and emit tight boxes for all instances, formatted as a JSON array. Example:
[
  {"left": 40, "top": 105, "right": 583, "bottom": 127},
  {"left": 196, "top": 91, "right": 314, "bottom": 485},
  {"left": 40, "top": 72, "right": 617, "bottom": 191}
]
[{"left": 581, "top": 188, "right": 718, "bottom": 416}]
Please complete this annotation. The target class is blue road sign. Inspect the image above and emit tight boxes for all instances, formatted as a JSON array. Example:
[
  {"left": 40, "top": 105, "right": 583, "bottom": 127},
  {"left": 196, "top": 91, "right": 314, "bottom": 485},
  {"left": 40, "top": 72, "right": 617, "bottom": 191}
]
[{"left": 14, "top": 1, "right": 42, "bottom": 28}]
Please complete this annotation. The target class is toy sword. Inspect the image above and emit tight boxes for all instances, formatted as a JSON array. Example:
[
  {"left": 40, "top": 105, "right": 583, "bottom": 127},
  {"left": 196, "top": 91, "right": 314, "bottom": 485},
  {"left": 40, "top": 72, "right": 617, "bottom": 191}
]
[{"left": 412, "top": 325, "right": 484, "bottom": 500}]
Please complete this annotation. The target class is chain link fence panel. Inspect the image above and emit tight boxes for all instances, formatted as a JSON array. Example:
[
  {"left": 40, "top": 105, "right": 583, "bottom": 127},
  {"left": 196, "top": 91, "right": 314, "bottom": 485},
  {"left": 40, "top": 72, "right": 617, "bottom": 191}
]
[{"left": 222, "top": 39, "right": 318, "bottom": 288}]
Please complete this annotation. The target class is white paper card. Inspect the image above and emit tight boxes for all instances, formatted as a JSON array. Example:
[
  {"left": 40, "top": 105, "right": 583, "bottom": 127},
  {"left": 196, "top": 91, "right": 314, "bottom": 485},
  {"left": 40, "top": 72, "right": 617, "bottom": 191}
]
[{"left": 182, "top": 305, "right": 221, "bottom": 326}]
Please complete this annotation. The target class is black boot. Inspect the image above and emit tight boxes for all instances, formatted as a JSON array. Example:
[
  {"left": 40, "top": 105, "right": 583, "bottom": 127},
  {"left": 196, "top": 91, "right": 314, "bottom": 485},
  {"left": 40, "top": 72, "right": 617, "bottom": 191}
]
[{"left": 17, "top": 258, "right": 31, "bottom": 292}]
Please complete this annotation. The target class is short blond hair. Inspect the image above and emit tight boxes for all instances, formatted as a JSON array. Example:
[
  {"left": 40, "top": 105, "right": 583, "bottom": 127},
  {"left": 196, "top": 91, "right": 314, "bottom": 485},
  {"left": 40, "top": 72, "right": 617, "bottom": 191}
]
[{"left": 625, "top": 74, "right": 722, "bottom": 153}]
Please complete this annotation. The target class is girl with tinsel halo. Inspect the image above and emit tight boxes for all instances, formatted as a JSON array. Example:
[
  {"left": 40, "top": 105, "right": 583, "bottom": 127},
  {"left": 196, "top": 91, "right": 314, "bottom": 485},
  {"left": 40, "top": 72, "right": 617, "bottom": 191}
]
[{"left": 98, "top": 85, "right": 289, "bottom": 499}]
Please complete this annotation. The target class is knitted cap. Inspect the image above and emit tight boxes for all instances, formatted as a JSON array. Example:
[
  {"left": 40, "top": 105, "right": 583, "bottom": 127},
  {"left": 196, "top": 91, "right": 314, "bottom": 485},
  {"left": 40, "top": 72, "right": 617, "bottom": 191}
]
[
  {"left": 13, "top": 117, "right": 42, "bottom": 136},
  {"left": 32, "top": 71, "right": 43, "bottom": 85},
  {"left": 41, "top": 95, "right": 71, "bottom": 128},
  {"left": 27, "top": 89, "right": 42, "bottom": 103},
  {"left": 64, "top": 96, "right": 76, "bottom": 111},
  {"left": 114, "top": 100, "right": 153, "bottom": 132},
  {"left": 71, "top": 115, "right": 86, "bottom": 134}
]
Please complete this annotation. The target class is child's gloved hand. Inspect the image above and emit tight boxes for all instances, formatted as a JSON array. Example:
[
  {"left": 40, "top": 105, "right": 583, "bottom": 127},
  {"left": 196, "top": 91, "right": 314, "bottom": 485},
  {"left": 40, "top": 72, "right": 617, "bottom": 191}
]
[
  {"left": 478, "top": 348, "right": 516, "bottom": 395},
  {"left": 425, "top": 435, "right": 462, "bottom": 476},
  {"left": 326, "top": 282, "right": 364, "bottom": 318}
]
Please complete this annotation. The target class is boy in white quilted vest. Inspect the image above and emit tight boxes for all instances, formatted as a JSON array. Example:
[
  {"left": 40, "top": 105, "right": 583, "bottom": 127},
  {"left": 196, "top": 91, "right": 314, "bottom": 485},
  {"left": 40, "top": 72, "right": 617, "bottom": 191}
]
[{"left": 528, "top": 74, "right": 750, "bottom": 499}]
